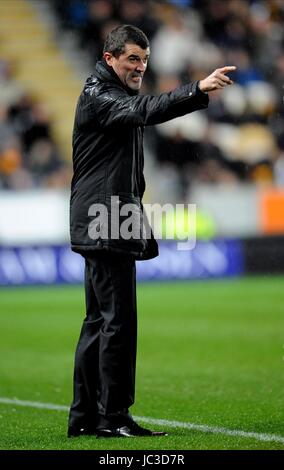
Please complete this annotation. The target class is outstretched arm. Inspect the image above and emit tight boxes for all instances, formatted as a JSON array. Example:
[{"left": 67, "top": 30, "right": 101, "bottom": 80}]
[
  {"left": 88, "top": 66, "right": 236, "bottom": 129},
  {"left": 199, "top": 66, "right": 237, "bottom": 92},
  {"left": 92, "top": 81, "right": 209, "bottom": 128}
]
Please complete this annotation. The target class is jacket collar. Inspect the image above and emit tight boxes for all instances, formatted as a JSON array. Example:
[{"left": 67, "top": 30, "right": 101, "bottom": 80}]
[{"left": 94, "top": 59, "right": 139, "bottom": 96}]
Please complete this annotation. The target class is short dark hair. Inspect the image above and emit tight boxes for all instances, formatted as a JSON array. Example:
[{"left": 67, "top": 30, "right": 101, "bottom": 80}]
[{"left": 103, "top": 24, "right": 149, "bottom": 58}]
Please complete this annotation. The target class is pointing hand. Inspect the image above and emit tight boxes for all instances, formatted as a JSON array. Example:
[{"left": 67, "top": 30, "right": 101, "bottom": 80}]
[{"left": 198, "top": 66, "right": 237, "bottom": 92}]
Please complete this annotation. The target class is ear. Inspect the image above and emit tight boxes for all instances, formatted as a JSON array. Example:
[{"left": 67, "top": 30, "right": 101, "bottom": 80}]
[{"left": 103, "top": 52, "right": 113, "bottom": 66}]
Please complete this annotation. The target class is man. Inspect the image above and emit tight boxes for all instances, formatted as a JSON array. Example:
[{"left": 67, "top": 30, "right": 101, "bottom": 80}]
[{"left": 68, "top": 24, "right": 236, "bottom": 438}]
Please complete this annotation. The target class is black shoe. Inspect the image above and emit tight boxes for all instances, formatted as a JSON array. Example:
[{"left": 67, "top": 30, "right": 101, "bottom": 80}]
[
  {"left": 96, "top": 421, "right": 167, "bottom": 438},
  {"left": 127, "top": 419, "right": 168, "bottom": 436},
  {"left": 96, "top": 425, "right": 137, "bottom": 438},
  {"left": 67, "top": 426, "right": 96, "bottom": 438}
]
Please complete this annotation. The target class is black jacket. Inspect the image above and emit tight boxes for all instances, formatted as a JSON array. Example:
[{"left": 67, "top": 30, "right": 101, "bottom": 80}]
[{"left": 70, "top": 60, "right": 209, "bottom": 259}]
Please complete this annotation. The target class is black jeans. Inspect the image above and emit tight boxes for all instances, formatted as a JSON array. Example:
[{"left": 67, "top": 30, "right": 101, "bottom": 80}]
[{"left": 68, "top": 252, "right": 137, "bottom": 430}]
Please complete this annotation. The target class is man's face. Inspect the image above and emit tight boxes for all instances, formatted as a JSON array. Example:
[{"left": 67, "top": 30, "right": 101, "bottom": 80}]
[{"left": 104, "top": 43, "right": 150, "bottom": 91}]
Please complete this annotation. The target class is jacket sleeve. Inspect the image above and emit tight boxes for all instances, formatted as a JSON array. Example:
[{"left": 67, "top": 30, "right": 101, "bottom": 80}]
[{"left": 93, "top": 81, "right": 209, "bottom": 128}]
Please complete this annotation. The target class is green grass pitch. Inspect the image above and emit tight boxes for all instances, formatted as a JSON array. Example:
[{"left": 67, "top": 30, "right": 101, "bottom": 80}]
[{"left": 0, "top": 276, "right": 283, "bottom": 450}]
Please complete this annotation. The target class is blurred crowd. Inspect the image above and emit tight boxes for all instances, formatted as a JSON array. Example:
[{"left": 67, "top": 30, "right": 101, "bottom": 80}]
[
  {"left": 1, "top": 0, "right": 284, "bottom": 194},
  {"left": 49, "top": 0, "right": 284, "bottom": 195},
  {"left": 0, "top": 59, "right": 70, "bottom": 190}
]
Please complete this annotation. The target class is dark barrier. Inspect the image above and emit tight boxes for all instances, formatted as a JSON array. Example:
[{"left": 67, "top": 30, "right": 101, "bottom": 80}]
[
  {"left": 244, "top": 235, "right": 284, "bottom": 274},
  {"left": 1, "top": 236, "right": 284, "bottom": 285},
  {"left": 0, "top": 239, "right": 243, "bottom": 286}
]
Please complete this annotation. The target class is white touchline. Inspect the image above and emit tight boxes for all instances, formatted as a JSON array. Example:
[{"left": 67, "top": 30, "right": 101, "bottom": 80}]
[{"left": 0, "top": 397, "right": 284, "bottom": 445}]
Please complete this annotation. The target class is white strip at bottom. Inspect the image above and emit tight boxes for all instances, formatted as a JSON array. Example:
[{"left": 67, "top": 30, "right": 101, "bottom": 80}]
[{"left": 0, "top": 397, "right": 283, "bottom": 445}]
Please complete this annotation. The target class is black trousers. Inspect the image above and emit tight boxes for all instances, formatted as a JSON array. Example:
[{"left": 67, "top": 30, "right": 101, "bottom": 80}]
[{"left": 68, "top": 252, "right": 137, "bottom": 429}]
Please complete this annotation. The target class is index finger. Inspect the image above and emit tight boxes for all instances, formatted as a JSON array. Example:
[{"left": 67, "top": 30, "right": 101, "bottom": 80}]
[{"left": 219, "top": 66, "right": 237, "bottom": 73}]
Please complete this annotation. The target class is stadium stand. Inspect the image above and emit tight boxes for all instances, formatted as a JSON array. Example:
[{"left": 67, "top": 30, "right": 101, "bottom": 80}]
[
  {"left": 0, "top": 0, "right": 283, "bottom": 245},
  {"left": 0, "top": 0, "right": 81, "bottom": 189},
  {"left": 1, "top": 0, "right": 284, "bottom": 196},
  {"left": 46, "top": 0, "right": 284, "bottom": 197}
]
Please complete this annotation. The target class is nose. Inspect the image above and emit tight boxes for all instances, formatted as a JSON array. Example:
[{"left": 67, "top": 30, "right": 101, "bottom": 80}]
[{"left": 136, "top": 61, "right": 147, "bottom": 73}]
